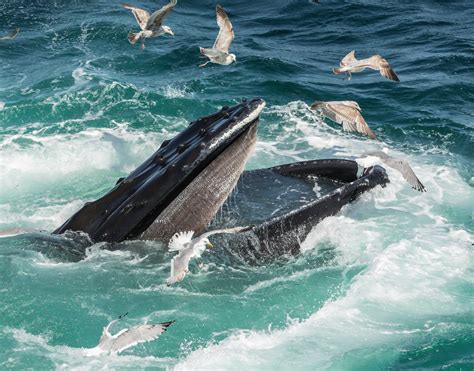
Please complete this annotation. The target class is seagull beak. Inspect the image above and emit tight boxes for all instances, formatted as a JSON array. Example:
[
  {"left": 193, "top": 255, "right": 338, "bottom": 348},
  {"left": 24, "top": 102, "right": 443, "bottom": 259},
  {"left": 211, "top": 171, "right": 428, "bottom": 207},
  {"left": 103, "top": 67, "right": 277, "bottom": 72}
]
[{"left": 206, "top": 242, "right": 214, "bottom": 249}]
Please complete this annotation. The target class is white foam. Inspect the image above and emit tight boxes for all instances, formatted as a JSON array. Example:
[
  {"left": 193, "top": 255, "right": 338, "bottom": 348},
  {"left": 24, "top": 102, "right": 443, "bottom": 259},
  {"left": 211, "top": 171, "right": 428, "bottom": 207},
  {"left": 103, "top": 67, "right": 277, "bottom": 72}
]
[
  {"left": 72, "top": 67, "right": 92, "bottom": 85},
  {"left": 84, "top": 244, "right": 148, "bottom": 265},
  {"left": 0, "top": 123, "right": 170, "bottom": 230},
  {"left": 174, "top": 101, "right": 473, "bottom": 369},
  {"left": 0, "top": 200, "right": 85, "bottom": 230},
  {"left": 161, "top": 85, "right": 191, "bottom": 98},
  {"left": 127, "top": 284, "right": 215, "bottom": 298},
  {"left": 244, "top": 269, "right": 313, "bottom": 293},
  {"left": 176, "top": 224, "right": 471, "bottom": 369},
  {"left": 0, "top": 124, "right": 162, "bottom": 184}
]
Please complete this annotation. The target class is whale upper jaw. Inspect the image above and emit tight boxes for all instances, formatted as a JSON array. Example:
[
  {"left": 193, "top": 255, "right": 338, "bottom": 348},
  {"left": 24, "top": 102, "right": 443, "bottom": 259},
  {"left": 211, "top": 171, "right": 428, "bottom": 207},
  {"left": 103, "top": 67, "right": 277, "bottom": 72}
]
[
  {"left": 54, "top": 98, "right": 266, "bottom": 243},
  {"left": 207, "top": 99, "right": 265, "bottom": 151}
]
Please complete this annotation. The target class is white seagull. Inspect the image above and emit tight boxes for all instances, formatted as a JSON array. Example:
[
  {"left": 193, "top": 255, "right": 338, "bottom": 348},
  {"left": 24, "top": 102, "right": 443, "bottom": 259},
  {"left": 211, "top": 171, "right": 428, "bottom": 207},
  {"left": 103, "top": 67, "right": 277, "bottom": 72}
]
[
  {"left": 166, "top": 227, "right": 247, "bottom": 285},
  {"left": 122, "top": 0, "right": 177, "bottom": 49},
  {"left": 311, "top": 100, "right": 377, "bottom": 139},
  {"left": 86, "top": 313, "right": 175, "bottom": 356},
  {"left": 333, "top": 50, "right": 400, "bottom": 81},
  {"left": 199, "top": 5, "right": 236, "bottom": 67},
  {"left": 0, "top": 28, "right": 20, "bottom": 41},
  {"left": 359, "top": 149, "right": 426, "bottom": 192}
]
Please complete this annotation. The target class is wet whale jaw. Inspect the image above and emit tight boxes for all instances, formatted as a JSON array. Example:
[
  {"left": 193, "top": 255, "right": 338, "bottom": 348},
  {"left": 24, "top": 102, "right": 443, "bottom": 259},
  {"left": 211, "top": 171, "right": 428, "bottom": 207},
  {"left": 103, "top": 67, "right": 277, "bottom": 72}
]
[
  {"left": 53, "top": 99, "right": 265, "bottom": 243},
  {"left": 141, "top": 123, "right": 258, "bottom": 241},
  {"left": 211, "top": 160, "right": 389, "bottom": 263}
]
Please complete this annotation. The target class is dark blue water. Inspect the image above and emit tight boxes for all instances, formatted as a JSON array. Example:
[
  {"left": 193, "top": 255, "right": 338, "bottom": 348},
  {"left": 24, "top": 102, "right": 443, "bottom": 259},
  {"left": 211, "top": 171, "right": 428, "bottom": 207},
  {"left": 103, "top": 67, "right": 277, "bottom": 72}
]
[{"left": 1, "top": 0, "right": 473, "bottom": 369}]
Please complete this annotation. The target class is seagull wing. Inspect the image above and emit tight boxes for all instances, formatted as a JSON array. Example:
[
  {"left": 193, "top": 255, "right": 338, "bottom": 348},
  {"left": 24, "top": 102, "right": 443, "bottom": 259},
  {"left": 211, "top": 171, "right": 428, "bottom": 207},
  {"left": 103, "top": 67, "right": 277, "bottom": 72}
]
[
  {"left": 213, "top": 5, "right": 234, "bottom": 53},
  {"left": 147, "top": 0, "right": 177, "bottom": 30},
  {"left": 106, "top": 321, "right": 175, "bottom": 354},
  {"left": 168, "top": 247, "right": 193, "bottom": 285},
  {"left": 200, "top": 47, "right": 225, "bottom": 58},
  {"left": 169, "top": 231, "right": 194, "bottom": 251},
  {"left": 313, "top": 102, "right": 377, "bottom": 139},
  {"left": 382, "top": 156, "right": 425, "bottom": 192},
  {"left": 340, "top": 50, "right": 357, "bottom": 67},
  {"left": 369, "top": 55, "right": 399, "bottom": 81},
  {"left": 325, "top": 100, "right": 361, "bottom": 111},
  {"left": 366, "top": 151, "right": 426, "bottom": 192},
  {"left": 122, "top": 3, "right": 150, "bottom": 31},
  {"left": 96, "top": 319, "right": 130, "bottom": 351},
  {"left": 98, "top": 319, "right": 117, "bottom": 344},
  {"left": 311, "top": 102, "right": 349, "bottom": 128},
  {"left": 0, "top": 28, "right": 20, "bottom": 41},
  {"left": 352, "top": 108, "right": 377, "bottom": 140}
]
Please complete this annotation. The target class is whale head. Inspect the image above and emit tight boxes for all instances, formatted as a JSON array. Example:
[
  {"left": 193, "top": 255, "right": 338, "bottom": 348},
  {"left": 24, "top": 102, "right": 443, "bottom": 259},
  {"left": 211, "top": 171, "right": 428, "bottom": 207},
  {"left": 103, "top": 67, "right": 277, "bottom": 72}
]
[{"left": 54, "top": 98, "right": 266, "bottom": 243}]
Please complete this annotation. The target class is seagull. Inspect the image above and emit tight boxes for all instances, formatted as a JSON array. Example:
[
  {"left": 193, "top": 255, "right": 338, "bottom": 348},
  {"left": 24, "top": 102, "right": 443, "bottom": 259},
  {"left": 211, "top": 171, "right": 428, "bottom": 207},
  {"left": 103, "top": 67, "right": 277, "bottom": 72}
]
[
  {"left": 310, "top": 100, "right": 377, "bottom": 139},
  {"left": 122, "top": 0, "right": 177, "bottom": 49},
  {"left": 199, "top": 5, "right": 236, "bottom": 67},
  {"left": 166, "top": 227, "right": 247, "bottom": 285},
  {"left": 360, "top": 149, "right": 426, "bottom": 192},
  {"left": 86, "top": 313, "right": 175, "bottom": 356},
  {"left": 0, "top": 28, "right": 20, "bottom": 41},
  {"left": 333, "top": 50, "right": 400, "bottom": 81}
]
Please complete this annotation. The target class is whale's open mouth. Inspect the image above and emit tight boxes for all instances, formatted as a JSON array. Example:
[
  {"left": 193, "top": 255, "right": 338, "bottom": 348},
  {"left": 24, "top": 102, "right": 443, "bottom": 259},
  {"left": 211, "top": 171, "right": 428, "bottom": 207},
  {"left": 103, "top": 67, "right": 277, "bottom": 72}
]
[
  {"left": 54, "top": 98, "right": 266, "bottom": 243},
  {"left": 54, "top": 98, "right": 388, "bottom": 255}
]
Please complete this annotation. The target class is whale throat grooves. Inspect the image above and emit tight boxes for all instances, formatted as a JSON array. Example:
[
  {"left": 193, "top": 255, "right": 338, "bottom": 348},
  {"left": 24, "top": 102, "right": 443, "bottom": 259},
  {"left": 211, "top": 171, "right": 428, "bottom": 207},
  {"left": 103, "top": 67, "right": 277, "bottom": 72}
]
[{"left": 140, "top": 123, "right": 258, "bottom": 242}]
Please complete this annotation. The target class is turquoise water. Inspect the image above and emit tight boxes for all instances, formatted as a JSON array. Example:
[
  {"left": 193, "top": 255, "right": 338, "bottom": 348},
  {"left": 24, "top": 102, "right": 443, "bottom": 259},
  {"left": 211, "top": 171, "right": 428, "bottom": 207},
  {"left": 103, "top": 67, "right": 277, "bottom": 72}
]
[{"left": 1, "top": 0, "right": 473, "bottom": 369}]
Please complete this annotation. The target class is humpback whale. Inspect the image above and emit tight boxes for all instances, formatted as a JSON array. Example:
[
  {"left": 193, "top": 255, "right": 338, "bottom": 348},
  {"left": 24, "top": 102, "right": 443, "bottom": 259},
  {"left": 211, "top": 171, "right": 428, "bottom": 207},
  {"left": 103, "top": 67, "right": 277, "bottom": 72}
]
[
  {"left": 54, "top": 98, "right": 388, "bottom": 257},
  {"left": 54, "top": 98, "right": 265, "bottom": 242}
]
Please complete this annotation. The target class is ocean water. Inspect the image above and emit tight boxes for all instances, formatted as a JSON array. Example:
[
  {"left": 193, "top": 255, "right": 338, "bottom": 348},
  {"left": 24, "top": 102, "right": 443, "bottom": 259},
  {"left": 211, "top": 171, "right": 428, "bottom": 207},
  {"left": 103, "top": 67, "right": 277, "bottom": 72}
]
[{"left": 1, "top": 0, "right": 473, "bottom": 369}]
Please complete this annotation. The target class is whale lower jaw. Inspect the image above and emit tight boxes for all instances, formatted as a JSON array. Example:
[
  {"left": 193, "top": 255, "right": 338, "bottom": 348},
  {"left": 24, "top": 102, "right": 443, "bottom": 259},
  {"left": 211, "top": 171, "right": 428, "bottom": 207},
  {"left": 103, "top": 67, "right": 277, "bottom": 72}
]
[{"left": 141, "top": 123, "right": 258, "bottom": 241}]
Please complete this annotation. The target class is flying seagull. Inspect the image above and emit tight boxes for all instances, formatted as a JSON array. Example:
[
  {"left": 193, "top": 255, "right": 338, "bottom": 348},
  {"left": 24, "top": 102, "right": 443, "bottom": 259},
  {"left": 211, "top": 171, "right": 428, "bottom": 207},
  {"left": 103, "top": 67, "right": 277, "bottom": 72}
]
[
  {"left": 333, "top": 50, "right": 400, "bottom": 81},
  {"left": 199, "top": 5, "right": 236, "bottom": 67},
  {"left": 86, "top": 313, "right": 175, "bottom": 356},
  {"left": 166, "top": 227, "right": 247, "bottom": 285},
  {"left": 0, "top": 28, "right": 20, "bottom": 41},
  {"left": 122, "top": 0, "right": 177, "bottom": 49},
  {"left": 310, "top": 100, "right": 377, "bottom": 139},
  {"left": 360, "top": 150, "right": 426, "bottom": 192}
]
